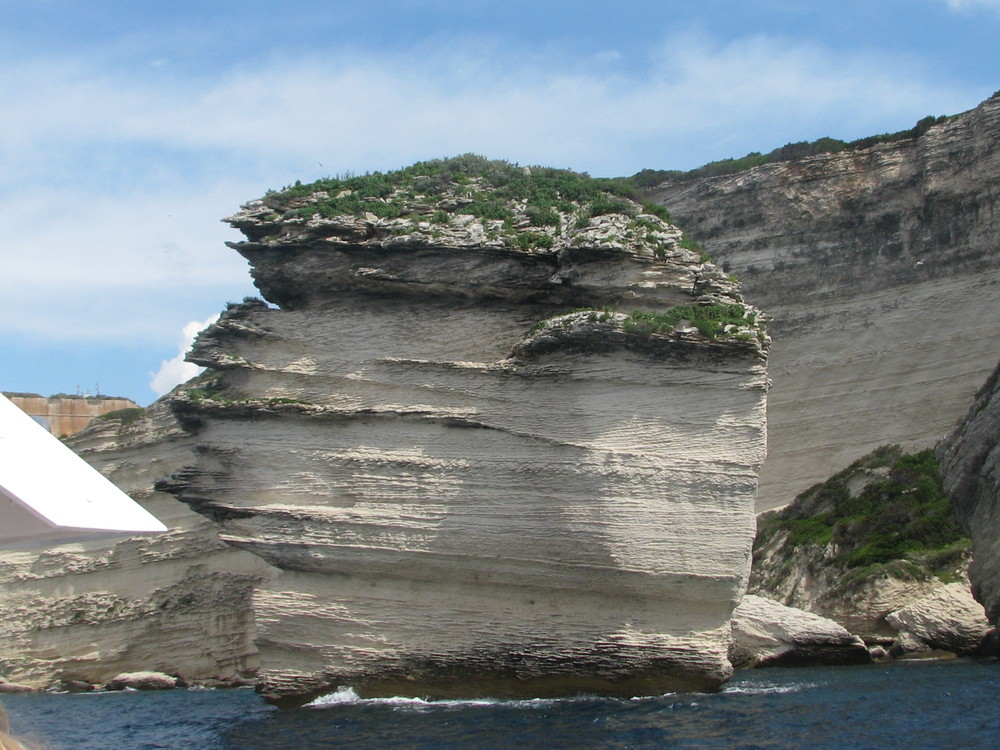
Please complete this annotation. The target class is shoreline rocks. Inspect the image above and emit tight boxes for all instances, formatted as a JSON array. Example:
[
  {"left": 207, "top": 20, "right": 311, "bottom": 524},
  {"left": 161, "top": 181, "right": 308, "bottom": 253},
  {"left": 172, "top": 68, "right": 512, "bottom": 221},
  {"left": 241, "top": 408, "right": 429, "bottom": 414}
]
[
  {"left": 105, "top": 671, "right": 179, "bottom": 691},
  {"left": 885, "top": 582, "right": 993, "bottom": 656},
  {"left": 730, "top": 595, "right": 871, "bottom": 669}
]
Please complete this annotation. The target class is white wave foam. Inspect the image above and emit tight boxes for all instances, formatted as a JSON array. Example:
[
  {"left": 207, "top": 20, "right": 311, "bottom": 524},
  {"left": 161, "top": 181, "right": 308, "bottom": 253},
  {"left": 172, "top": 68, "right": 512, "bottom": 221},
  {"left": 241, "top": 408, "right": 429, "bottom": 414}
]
[
  {"left": 306, "top": 686, "right": 364, "bottom": 706},
  {"left": 306, "top": 688, "right": 621, "bottom": 711},
  {"left": 722, "top": 683, "right": 814, "bottom": 695}
]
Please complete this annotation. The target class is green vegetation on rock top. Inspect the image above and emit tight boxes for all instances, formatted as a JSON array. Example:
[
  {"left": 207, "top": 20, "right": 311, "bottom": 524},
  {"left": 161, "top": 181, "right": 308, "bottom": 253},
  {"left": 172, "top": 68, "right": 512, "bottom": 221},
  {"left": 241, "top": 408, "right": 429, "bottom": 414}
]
[
  {"left": 262, "top": 153, "right": 672, "bottom": 225},
  {"left": 623, "top": 305, "right": 757, "bottom": 342},
  {"left": 631, "top": 114, "right": 955, "bottom": 187},
  {"left": 530, "top": 303, "right": 761, "bottom": 344},
  {"left": 755, "top": 445, "right": 968, "bottom": 577},
  {"left": 97, "top": 407, "right": 146, "bottom": 426}
]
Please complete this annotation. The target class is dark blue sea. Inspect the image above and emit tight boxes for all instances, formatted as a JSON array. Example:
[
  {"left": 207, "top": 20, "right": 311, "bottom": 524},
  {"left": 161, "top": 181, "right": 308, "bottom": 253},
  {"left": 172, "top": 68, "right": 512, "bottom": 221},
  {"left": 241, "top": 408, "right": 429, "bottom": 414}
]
[{"left": 4, "top": 659, "right": 1000, "bottom": 749}]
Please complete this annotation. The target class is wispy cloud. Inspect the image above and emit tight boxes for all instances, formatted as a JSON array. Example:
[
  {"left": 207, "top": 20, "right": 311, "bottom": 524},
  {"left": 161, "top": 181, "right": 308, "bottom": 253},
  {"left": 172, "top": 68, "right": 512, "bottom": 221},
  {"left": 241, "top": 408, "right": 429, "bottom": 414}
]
[
  {"left": 149, "top": 314, "right": 220, "bottom": 397},
  {"left": 0, "top": 32, "right": 987, "bottom": 352},
  {"left": 2, "top": 34, "right": 979, "bottom": 177},
  {"left": 943, "top": 0, "right": 1000, "bottom": 12}
]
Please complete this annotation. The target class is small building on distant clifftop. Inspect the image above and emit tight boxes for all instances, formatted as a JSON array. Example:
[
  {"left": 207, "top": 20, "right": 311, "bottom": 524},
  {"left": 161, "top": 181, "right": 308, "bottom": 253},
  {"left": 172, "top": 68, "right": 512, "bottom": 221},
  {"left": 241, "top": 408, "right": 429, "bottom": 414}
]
[{"left": 3, "top": 393, "right": 138, "bottom": 437}]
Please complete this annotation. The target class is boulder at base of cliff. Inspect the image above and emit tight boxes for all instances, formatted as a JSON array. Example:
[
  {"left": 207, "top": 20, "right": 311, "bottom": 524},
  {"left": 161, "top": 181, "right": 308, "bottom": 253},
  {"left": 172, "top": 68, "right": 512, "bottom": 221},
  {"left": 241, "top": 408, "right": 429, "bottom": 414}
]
[
  {"left": 731, "top": 595, "right": 871, "bottom": 668},
  {"left": 886, "top": 582, "right": 992, "bottom": 655},
  {"left": 104, "top": 671, "right": 178, "bottom": 691},
  {"left": 0, "top": 677, "right": 34, "bottom": 693}
]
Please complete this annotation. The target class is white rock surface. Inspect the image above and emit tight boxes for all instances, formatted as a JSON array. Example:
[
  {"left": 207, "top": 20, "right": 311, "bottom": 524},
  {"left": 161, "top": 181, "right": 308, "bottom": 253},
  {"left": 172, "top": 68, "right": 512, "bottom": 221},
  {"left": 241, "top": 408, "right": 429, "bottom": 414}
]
[
  {"left": 730, "top": 595, "right": 870, "bottom": 668},
  {"left": 105, "top": 670, "right": 178, "bottom": 691},
  {"left": 886, "top": 582, "right": 991, "bottom": 654},
  {"left": 163, "top": 177, "right": 770, "bottom": 705}
]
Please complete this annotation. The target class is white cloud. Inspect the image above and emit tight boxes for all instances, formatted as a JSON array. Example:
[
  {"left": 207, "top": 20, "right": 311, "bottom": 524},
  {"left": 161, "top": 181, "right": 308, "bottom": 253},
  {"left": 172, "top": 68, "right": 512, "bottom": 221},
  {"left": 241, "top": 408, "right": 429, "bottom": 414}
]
[
  {"left": 149, "top": 314, "right": 220, "bottom": 397},
  {"left": 0, "top": 34, "right": 980, "bottom": 179},
  {"left": 0, "top": 32, "right": 987, "bottom": 355},
  {"left": 943, "top": 0, "right": 1000, "bottom": 11}
]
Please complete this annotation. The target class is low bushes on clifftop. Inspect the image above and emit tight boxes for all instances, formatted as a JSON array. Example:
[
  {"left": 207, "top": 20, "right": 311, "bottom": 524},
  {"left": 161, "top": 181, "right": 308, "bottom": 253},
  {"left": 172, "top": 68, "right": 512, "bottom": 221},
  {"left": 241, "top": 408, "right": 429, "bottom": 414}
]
[
  {"left": 755, "top": 445, "right": 969, "bottom": 582},
  {"left": 526, "top": 303, "right": 763, "bottom": 345},
  {"left": 262, "top": 153, "right": 673, "bottom": 227},
  {"left": 631, "top": 114, "right": 957, "bottom": 187}
]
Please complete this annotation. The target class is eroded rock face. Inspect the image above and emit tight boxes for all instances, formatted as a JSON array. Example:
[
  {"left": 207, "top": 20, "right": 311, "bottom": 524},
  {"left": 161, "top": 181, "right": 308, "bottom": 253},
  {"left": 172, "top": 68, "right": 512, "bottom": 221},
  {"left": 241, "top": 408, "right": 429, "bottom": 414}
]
[
  {"left": 938, "top": 361, "right": 1000, "bottom": 625},
  {"left": 0, "top": 401, "right": 274, "bottom": 689},
  {"left": 885, "top": 583, "right": 991, "bottom": 655},
  {"left": 163, "top": 161, "right": 770, "bottom": 704},
  {"left": 646, "top": 93, "right": 1000, "bottom": 511}
]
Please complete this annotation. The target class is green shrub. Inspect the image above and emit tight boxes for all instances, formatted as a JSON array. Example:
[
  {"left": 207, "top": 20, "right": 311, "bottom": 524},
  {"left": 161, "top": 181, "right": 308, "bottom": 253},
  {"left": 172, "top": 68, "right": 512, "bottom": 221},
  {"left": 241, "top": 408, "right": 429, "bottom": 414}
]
[
  {"left": 588, "top": 195, "right": 636, "bottom": 218},
  {"left": 623, "top": 304, "right": 754, "bottom": 341},
  {"left": 513, "top": 231, "right": 555, "bottom": 250},
  {"left": 755, "top": 446, "right": 967, "bottom": 574},
  {"left": 525, "top": 204, "right": 560, "bottom": 227},
  {"left": 263, "top": 154, "right": 678, "bottom": 232},
  {"left": 97, "top": 407, "right": 146, "bottom": 427}
]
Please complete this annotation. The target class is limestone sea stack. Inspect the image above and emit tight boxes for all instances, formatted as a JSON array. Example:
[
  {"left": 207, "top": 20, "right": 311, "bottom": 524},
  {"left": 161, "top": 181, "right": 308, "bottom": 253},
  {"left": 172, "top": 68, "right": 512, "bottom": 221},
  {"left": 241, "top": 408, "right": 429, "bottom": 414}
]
[{"left": 160, "top": 156, "right": 770, "bottom": 705}]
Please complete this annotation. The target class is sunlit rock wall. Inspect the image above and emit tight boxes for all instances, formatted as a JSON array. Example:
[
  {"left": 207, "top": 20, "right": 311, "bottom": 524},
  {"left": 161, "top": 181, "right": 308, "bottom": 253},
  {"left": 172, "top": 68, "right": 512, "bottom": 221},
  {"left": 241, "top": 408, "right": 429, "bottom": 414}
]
[{"left": 162, "top": 172, "right": 769, "bottom": 704}]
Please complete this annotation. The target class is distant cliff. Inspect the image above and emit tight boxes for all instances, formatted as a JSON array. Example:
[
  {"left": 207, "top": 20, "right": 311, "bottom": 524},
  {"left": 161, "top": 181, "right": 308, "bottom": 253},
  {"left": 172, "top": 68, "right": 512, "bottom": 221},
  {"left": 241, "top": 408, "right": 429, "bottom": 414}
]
[
  {"left": 0, "top": 400, "right": 273, "bottom": 689},
  {"left": 644, "top": 93, "right": 1000, "bottom": 511},
  {"left": 160, "top": 156, "right": 769, "bottom": 705}
]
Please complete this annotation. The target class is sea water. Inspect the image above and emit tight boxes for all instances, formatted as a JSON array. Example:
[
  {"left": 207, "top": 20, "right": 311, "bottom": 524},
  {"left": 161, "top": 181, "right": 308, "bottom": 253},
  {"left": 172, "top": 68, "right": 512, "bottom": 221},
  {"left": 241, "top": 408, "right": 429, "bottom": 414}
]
[{"left": 4, "top": 659, "right": 1000, "bottom": 749}]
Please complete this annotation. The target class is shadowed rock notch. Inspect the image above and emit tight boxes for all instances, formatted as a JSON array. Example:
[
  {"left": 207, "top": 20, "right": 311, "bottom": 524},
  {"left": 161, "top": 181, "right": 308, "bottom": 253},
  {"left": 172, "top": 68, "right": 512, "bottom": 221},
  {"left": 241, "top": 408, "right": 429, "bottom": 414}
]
[
  {"left": 938, "top": 360, "right": 1000, "bottom": 626},
  {"left": 161, "top": 156, "right": 769, "bottom": 706}
]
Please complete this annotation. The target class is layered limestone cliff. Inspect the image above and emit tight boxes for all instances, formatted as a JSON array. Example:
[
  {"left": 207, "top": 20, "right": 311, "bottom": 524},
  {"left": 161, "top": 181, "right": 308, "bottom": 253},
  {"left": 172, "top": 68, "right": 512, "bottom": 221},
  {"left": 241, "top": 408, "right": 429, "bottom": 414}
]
[
  {"left": 161, "top": 157, "right": 770, "bottom": 704},
  {"left": 938, "top": 361, "right": 1000, "bottom": 625},
  {"left": 0, "top": 400, "right": 273, "bottom": 689},
  {"left": 645, "top": 93, "right": 1000, "bottom": 511}
]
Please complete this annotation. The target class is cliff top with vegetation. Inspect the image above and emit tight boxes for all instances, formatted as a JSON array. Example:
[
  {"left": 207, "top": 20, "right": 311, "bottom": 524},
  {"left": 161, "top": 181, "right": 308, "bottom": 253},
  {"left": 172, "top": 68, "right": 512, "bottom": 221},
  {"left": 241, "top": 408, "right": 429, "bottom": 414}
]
[
  {"left": 232, "top": 154, "right": 719, "bottom": 259},
  {"left": 631, "top": 113, "right": 961, "bottom": 188},
  {"left": 223, "top": 155, "right": 767, "bottom": 350},
  {"left": 262, "top": 153, "right": 672, "bottom": 223}
]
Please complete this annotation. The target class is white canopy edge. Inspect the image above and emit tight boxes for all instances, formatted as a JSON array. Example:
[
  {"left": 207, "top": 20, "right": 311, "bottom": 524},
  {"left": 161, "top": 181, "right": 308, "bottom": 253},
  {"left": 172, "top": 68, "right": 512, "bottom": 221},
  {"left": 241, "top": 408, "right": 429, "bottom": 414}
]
[{"left": 0, "top": 393, "right": 167, "bottom": 545}]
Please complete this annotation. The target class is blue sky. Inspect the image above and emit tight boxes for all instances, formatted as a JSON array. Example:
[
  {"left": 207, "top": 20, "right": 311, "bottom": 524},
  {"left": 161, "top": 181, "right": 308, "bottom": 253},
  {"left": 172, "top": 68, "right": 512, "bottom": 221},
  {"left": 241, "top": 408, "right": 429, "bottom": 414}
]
[{"left": 2, "top": 0, "right": 998, "bottom": 406}]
